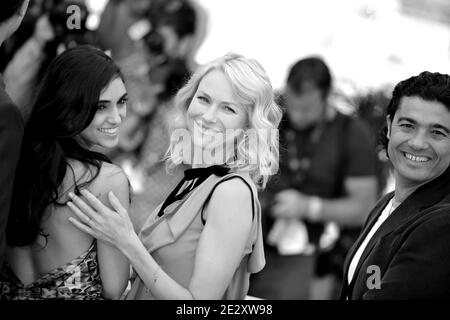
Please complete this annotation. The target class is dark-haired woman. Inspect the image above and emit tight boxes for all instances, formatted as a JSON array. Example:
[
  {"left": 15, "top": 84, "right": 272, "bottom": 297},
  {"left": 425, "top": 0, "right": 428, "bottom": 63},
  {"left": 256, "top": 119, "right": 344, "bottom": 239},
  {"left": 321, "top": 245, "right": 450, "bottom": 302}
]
[{"left": 0, "top": 45, "right": 130, "bottom": 300}]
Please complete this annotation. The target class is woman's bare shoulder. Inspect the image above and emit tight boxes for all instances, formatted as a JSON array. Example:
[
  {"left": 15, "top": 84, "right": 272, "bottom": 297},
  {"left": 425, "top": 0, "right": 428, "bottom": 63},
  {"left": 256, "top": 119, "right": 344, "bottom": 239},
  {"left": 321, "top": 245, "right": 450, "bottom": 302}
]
[
  {"left": 212, "top": 177, "right": 253, "bottom": 205},
  {"left": 88, "top": 162, "right": 130, "bottom": 208},
  {"left": 96, "top": 162, "right": 129, "bottom": 185},
  {"left": 60, "top": 160, "right": 129, "bottom": 205}
]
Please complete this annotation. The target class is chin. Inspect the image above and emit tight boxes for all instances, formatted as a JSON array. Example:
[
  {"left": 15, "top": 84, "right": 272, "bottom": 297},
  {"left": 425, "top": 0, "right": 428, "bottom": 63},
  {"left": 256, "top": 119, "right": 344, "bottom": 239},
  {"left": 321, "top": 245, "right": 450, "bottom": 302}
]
[
  {"left": 397, "top": 167, "right": 433, "bottom": 185},
  {"left": 99, "top": 139, "right": 119, "bottom": 150}
]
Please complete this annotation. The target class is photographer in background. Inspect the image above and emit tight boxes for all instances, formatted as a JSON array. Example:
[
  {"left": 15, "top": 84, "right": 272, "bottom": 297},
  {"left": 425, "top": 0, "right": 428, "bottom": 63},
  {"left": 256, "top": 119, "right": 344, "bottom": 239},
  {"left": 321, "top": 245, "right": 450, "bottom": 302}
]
[
  {"left": 2, "top": 0, "right": 96, "bottom": 121},
  {"left": 249, "top": 57, "right": 378, "bottom": 300},
  {"left": 102, "top": 0, "right": 199, "bottom": 156},
  {"left": 96, "top": 0, "right": 151, "bottom": 62},
  {"left": 101, "top": 0, "right": 203, "bottom": 233},
  {"left": 125, "top": 1, "right": 199, "bottom": 232}
]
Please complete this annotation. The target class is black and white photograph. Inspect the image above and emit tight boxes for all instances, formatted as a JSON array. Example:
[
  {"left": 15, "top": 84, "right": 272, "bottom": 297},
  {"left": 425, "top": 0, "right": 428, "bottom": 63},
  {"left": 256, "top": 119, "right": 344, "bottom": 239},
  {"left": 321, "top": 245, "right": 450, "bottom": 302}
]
[{"left": 1, "top": 0, "right": 450, "bottom": 313}]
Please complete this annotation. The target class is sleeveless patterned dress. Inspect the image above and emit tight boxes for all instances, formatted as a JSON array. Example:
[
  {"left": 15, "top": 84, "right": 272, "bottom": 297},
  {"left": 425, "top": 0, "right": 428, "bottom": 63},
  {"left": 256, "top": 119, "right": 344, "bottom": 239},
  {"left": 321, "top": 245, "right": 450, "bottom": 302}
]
[{"left": 0, "top": 240, "right": 103, "bottom": 300}]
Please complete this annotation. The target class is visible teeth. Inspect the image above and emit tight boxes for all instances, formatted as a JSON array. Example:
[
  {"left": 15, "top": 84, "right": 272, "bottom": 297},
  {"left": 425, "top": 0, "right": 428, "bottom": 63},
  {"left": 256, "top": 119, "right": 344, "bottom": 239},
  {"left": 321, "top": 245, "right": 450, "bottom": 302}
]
[
  {"left": 99, "top": 128, "right": 118, "bottom": 134},
  {"left": 195, "top": 122, "right": 220, "bottom": 136},
  {"left": 405, "top": 153, "right": 429, "bottom": 162}
]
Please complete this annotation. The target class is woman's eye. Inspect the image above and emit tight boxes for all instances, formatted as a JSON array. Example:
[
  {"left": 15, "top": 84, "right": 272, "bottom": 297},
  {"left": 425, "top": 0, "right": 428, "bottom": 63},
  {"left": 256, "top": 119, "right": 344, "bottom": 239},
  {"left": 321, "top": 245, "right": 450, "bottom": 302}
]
[
  {"left": 197, "top": 96, "right": 209, "bottom": 103},
  {"left": 224, "top": 106, "right": 236, "bottom": 114},
  {"left": 97, "top": 104, "right": 107, "bottom": 111},
  {"left": 118, "top": 97, "right": 128, "bottom": 105}
]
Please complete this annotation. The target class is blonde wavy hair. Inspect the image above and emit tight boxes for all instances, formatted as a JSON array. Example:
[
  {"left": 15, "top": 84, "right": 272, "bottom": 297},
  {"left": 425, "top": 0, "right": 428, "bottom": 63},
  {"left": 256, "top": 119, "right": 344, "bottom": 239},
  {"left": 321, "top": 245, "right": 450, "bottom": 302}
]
[{"left": 166, "top": 52, "right": 282, "bottom": 190}]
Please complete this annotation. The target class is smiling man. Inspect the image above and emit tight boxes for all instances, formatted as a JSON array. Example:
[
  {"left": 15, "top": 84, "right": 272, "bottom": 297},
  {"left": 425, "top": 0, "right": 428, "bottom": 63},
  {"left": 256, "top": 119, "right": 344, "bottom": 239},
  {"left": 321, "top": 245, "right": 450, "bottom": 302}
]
[{"left": 341, "top": 71, "right": 450, "bottom": 299}]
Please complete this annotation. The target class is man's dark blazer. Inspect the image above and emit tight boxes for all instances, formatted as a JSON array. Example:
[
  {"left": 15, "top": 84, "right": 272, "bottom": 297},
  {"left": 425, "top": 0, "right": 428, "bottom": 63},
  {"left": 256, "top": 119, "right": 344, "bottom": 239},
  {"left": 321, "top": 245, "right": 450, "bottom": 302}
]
[
  {"left": 0, "top": 76, "right": 24, "bottom": 265},
  {"left": 340, "top": 165, "right": 450, "bottom": 299}
]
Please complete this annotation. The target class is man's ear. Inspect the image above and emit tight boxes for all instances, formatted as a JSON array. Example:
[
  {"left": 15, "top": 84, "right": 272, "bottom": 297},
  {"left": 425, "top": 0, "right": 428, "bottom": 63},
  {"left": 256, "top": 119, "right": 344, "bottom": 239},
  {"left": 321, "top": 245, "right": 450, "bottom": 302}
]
[{"left": 386, "top": 115, "right": 392, "bottom": 139}]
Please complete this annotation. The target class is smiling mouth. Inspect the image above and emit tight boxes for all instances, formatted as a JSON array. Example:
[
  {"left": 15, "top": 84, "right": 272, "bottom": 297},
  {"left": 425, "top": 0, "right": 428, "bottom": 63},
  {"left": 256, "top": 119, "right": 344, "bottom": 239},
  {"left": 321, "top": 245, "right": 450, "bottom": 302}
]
[
  {"left": 403, "top": 152, "right": 431, "bottom": 163},
  {"left": 194, "top": 122, "right": 221, "bottom": 136},
  {"left": 98, "top": 128, "right": 118, "bottom": 135}
]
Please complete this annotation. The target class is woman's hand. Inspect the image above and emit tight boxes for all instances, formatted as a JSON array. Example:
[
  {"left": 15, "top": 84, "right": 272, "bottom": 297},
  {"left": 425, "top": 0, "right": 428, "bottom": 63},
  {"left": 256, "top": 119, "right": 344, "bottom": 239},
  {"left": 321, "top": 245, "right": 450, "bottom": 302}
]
[{"left": 67, "top": 189, "right": 136, "bottom": 251}]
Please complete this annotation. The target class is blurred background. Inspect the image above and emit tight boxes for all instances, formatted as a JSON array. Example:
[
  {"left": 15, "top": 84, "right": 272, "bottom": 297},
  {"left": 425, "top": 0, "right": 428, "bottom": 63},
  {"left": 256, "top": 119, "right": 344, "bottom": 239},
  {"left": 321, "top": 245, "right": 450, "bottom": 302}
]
[
  {"left": 84, "top": 0, "right": 450, "bottom": 90},
  {"left": 2, "top": 0, "right": 450, "bottom": 299}
]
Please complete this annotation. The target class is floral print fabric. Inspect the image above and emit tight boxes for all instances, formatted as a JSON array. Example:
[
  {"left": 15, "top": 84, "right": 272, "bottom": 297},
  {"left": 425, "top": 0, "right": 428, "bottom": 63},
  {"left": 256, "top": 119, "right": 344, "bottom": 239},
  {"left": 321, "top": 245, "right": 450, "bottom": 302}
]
[{"left": 0, "top": 240, "right": 103, "bottom": 300}]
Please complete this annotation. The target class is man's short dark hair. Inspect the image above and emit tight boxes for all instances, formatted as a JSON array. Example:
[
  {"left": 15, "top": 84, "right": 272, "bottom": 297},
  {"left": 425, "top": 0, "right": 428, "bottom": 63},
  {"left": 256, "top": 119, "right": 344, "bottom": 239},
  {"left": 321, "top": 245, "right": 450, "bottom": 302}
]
[
  {"left": 0, "top": 0, "right": 25, "bottom": 24},
  {"left": 163, "top": 2, "right": 196, "bottom": 39},
  {"left": 286, "top": 56, "right": 332, "bottom": 98},
  {"left": 380, "top": 71, "right": 450, "bottom": 152}
]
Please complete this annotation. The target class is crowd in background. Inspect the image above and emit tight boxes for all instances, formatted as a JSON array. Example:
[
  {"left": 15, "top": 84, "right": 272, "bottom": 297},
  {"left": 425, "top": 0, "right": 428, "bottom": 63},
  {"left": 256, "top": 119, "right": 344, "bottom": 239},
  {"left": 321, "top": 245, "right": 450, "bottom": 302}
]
[{"left": 1, "top": 0, "right": 396, "bottom": 300}]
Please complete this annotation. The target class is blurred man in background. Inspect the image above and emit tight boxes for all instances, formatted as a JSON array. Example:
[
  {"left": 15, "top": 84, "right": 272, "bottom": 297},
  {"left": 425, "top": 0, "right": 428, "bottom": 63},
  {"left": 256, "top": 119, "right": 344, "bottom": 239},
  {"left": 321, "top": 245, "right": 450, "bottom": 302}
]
[
  {"left": 250, "top": 56, "right": 378, "bottom": 299},
  {"left": 2, "top": 0, "right": 95, "bottom": 121}
]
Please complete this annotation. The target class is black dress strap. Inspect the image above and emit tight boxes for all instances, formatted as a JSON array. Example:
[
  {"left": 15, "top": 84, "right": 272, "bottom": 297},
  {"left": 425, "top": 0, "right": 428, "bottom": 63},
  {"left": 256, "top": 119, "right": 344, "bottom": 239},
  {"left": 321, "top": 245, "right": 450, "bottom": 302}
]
[
  {"left": 157, "top": 165, "right": 230, "bottom": 217},
  {"left": 200, "top": 175, "right": 255, "bottom": 225}
]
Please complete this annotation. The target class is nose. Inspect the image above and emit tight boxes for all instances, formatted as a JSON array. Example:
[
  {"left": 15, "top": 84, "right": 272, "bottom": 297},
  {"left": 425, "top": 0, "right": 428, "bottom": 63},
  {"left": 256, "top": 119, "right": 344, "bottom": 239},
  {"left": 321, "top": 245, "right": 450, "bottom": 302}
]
[
  {"left": 108, "top": 105, "right": 124, "bottom": 125},
  {"left": 408, "top": 130, "right": 428, "bottom": 150},
  {"left": 201, "top": 105, "right": 218, "bottom": 124}
]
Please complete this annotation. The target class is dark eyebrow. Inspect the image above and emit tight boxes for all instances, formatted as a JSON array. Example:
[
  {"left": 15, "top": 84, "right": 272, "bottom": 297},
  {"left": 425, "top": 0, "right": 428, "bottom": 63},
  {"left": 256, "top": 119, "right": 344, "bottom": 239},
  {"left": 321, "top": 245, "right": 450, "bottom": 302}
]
[
  {"left": 396, "top": 117, "right": 416, "bottom": 124},
  {"left": 397, "top": 117, "right": 450, "bottom": 133},
  {"left": 98, "top": 93, "right": 128, "bottom": 104},
  {"left": 118, "top": 93, "right": 128, "bottom": 101}
]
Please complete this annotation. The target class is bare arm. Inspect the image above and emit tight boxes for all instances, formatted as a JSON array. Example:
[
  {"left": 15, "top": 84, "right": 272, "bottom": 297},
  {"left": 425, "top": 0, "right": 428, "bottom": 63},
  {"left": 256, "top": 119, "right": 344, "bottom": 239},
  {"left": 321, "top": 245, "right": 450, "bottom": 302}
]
[
  {"left": 319, "top": 176, "right": 377, "bottom": 226},
  {"left": 68, "top": 178, "right": 253, "bottom": 299},
  {"left": 272, "top": 176, "right": 377, "bottom": 227},
  {"left": 93, "top": 165, "right": 131, "bottom": 299}
]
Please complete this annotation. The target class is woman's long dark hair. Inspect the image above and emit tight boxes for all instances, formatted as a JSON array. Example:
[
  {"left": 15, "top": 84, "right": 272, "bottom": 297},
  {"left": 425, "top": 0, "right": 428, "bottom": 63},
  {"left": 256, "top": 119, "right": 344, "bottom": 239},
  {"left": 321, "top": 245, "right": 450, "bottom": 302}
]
[{"left": 7, "top": 45, "right": 124, "bottom": 247}]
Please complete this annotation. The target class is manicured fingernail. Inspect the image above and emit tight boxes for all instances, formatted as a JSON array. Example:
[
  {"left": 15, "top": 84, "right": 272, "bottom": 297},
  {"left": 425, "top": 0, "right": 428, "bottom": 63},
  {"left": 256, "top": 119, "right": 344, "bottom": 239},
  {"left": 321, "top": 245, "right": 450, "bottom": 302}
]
[{"left": 68, "top": 192, "right": 74, "bottom": 198}]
